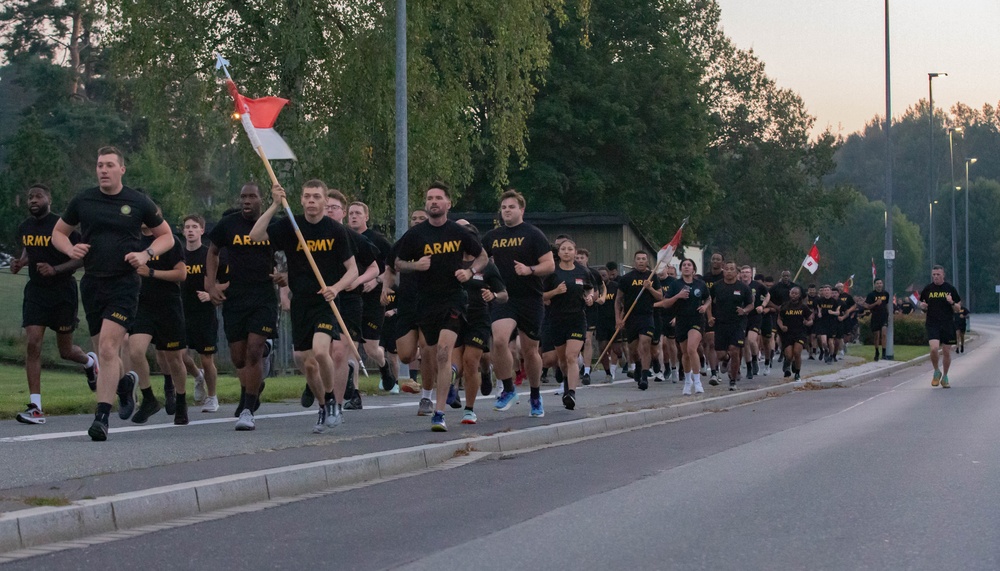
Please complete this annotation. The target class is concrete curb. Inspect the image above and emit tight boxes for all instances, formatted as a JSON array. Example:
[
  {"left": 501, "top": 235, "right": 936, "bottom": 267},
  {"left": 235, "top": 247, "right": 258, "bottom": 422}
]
[{"left": 0, "top": 352, "right": 929, "bottom": 553}]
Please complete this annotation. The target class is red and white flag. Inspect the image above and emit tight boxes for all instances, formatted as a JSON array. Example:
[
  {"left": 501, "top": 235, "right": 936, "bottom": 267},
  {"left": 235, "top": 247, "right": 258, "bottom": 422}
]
[
  {"left": 656, "top": 217, "right": 688, "bottom": 267},
  {"left": 802, "top": 243, "right": 820, "bottom": 274},
  {"left": 226, "top": 79, "right": 296, "bottom": 161},
  {"left": 843, "top": 274, "right": 854, "bottom": 293},
  {"left": 909, "top": 291, "right": 920, "bottom": 307}
]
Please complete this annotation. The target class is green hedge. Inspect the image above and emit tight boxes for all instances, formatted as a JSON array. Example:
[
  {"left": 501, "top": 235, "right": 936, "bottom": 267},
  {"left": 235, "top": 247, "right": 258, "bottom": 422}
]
[{"left": 859, "top": 314, "right": 928, "bottom": 345}]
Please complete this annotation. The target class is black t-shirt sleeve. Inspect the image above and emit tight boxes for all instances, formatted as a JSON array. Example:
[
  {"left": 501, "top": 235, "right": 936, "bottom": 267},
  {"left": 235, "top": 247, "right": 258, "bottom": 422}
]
[
  {"left": 207, "top": 219, "right": 226, "bottom": 247},
  {"left": 951, "top": 285, "right": 962, "bottom": 304},
  {"left": 267, "top": 217, "right": 295, "bottom": 253},
  {"left": 139, "top": 195, "right": 165, "bottom": 228},
  {"left": 61, "top": 196, "right": 80, "bottom": 227}
]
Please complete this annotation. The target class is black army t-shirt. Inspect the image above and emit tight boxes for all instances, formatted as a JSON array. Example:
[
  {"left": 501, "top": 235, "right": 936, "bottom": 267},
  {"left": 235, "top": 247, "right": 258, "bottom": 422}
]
[
  {"left": 544, "top": 263, "right": 595, "bottom": 318},
  {"left": 18, "top": 212, "right": 80, "bottom": 287},
  {"left": 919, "top": 282, "right": 961, "bottom": 324},
  {"left": 139, "top": 234, "right": 184, "bottom": 300},
  {"left": 779, "top": 301, "right": 811, "bottom": 335},
  {"left": 183, "top": 244, "right": 212, "bottom": 313},
  {"left": 268, "top": 215, "right": 354, "bottom": 299},
  {"left": 598, "top": 279, "right": 619, "bottom": 326},
  {"left": 710, "top": 280, "right": 752, "bottom": 324},
  {"left": 207, "top": 213, "right": 273, "bottom": 285},
  {"left": 666, "top": 278, "right": 709, "bottom": 319},
  {"left": 393, "top": 220, "right": 483, "bottom": 305},
  {"left": 617, "top": 270, "right": 661, "bottom": 317},
  {"left": 865, "top": 290, "right": 890, "bottom": 319},
  {"left": 61, "top": 186, "right": 163, "bottom": 278},
  {"left": 482, "top": 222, "right": 551, "bottom": 298}
]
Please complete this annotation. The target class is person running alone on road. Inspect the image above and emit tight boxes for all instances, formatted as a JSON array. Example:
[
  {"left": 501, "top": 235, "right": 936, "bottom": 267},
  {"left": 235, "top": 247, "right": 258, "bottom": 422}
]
[{"left": 919, "top": 266, "right": 962, "bottom": 388}]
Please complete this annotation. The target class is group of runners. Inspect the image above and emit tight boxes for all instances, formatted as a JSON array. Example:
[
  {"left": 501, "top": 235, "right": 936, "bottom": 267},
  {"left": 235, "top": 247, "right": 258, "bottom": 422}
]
[{"left": 11, "top": 147, "right": 969, "bottom": 436}]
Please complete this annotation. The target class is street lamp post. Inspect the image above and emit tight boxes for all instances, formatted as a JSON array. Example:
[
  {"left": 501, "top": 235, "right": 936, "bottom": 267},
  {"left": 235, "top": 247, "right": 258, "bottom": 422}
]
[
  {"left": 948, "top": 127, "right": 962, "bottom": 290},
  {"left": 965, "top": 157, "right": 977, "bottom": 310},
  {"left": 927, "top": 72, "right": 947, "bottom": 271},
  {"left": 884, "top": 0, "right": 894, "bottom": 360}
]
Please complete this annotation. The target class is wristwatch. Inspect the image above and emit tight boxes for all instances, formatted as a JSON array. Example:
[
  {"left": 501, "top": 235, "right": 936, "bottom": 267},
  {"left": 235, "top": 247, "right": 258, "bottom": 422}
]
[
  {"left": 146, "top": 248, "right": 155, "bottom": 258},
  {"left": 149, "top": 268, "right": 156, "bottom": 278}
]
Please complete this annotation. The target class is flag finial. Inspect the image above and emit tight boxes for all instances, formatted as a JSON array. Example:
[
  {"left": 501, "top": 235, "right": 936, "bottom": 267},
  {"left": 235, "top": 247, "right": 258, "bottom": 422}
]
[{"left": 213, "top": 52, "right": 232, "bottom": 80}]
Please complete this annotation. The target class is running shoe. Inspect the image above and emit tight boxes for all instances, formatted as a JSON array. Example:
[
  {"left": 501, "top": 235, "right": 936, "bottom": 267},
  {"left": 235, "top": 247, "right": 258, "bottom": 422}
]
[
  {"left": 15, "top": 403, "right": 45, "bottom": 424},
  {"left": 313, "top": 407, "right": 327, "bottom": 434},
  {"left": 164, "top": 377, "right": 177, "bottom": 416},
  {"left": 515, "top": 368, "right": 526, "bottom": 386},
  {"left": 131, "top": 396, "right": 162, "bottom": 424},
  {"left": 85, "top": 352, "right": 99, "bottom": 392},
  {"left": 562, "top": 391, "right": 576, "bottom": 410},
  {"left": 932, "top": 369, "right": 942, "bottom": 387},
  {"left": 389, "top": 383, "right": 400, "bottom": 394},
  {"left": 752, "top": 360, "right": 759, "bottom": 376},
  {"left": 794, "top": 372, "right": 801, "bottom": 381},
  {"left": 117, "top": 371, "right": 137, "bottom": 420},
  {"left": 235, "top": 409, "right": 255, "bottom": 431},
  {"left": 461, "top": 410, "right": 478, "bottom": 424},
  {"left": 325, "top": 402, "right": 344, "bottom": 428},
  {"left": 201, "top": 396, "right": 219, "bottom": 413},
  {"left": 300, "top": 384, "right": 315, "bottom": 408},
  {"left": 940, "top": 375, "right": 951, "bottom": 389},
  {"left": 529, "top": 397, "right": 545, "bottom": 418},
  {"left": 637, "top": 374, "right": 648, "bottom": 391},
  {"left": 682, "top": 378, "right": 693, "bottom": 396},
  {"left": 431, "top": 412, "right": 447, "bottom": 432},
  {"left": 88, "top": 417, "right": 108, "bottom": 441},
  {"left": 480, "top": 370, "right": 493, "bottom": 396},
  {"left": 380, "top": 364, "right": 397, "bottom": 392},
  {"left": 762, "top": 364, "right": 770, "bottom": 376},
  {"left": 401, "top": 379, "right": 421, "bottom": 393},
  {"left": 784, "top": 368, "right": 792, "bottom": 378},
  {"left": 418, "top": 397, "right": 434, "bottom": 416},
  {"left": 447, "top": 384, "right": 462, "bottom": 409},
  {"left": 344, "top": 389, "right": 363, "bottom": 410},
  {"left": 494, "top": 390, "right": 518, "bottom": 411},
  {"left": 174, "top": 396, "right": 189, "bottom": 425},
  {"left": 582, "top": 372, "right": 591, "bottom": 386},
  {"left": 709, "top": 373, "right": 719, "bottom": 386},
  {"left": 193, "top": 375, "right": 207, "bottom": 404},
  {"left": 693, "top": 379, "right": 704, "bottom": 394},
  {"left": 729, "top": 378, "right": 737, "bottom": 391}
]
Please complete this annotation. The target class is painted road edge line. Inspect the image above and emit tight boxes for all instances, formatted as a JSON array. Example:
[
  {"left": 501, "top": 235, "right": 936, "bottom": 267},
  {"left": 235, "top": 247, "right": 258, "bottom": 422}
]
[{"left": 0, "top": 352, "right": 931, "bottom": 554}]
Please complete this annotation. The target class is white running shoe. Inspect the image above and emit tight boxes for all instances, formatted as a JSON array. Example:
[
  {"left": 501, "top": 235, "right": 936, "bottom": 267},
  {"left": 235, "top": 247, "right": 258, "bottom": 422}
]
[
  {"left": 682, "top": 378, "right": 693, "bottom": 396},
  {"left": 693, "top": 379, "right": 705, "bottom": 394},
  {"left": 201, "top": 396, "right": 219, "bottom": 413},
  {"left": 389, "top": 383, "right": 400, "bottom": 394},
  {"left": 235, "top": 409, "right": 255, "bottom": 431},
  {"left": 193, "top": 376, "right": 207, "bottom": 404}
]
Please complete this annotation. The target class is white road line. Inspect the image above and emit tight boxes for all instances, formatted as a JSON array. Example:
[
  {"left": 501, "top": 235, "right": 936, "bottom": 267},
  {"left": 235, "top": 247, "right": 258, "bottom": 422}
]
[{"left": 0, "top": 379, "right": 646, "bottom": 443}]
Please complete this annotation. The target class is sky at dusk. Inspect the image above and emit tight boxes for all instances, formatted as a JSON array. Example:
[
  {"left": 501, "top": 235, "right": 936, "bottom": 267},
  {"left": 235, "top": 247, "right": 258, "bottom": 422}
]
[{"left": 716, "top": 0, "right": 1000, "bottom": 137}]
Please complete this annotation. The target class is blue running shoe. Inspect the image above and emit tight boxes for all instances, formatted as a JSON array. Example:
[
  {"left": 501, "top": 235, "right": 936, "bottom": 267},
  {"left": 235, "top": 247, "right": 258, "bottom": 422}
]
[
  {"left": 530, "top": 397, "right": 544, "bottom": 418},
  {"left": 431, "top": 412, "right": 447, "bottom": 432},
  {"left": 446, "top": 384, "right": 462, "bottom": 409},
  {"left": 494, "top": 390, "right": 518, "bottom": 411}
]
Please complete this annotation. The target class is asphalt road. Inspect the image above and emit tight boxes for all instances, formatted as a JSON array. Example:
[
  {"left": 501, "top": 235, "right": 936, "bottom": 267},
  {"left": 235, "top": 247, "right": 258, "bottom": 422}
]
[{"left": 3, "top": 316, "right": 997, "bottom": 570}]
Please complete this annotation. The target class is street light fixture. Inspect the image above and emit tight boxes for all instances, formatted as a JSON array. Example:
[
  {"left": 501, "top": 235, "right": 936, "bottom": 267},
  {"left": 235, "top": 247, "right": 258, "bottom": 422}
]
[
  {"left": 965, "top": 157, "right": 977, "bottom": 310},
  {"left": 927, "top": 72, "right": 947, "bottom": 271},
  {"left": 947, "top": 126, "right": 963, "bottom": 290}
]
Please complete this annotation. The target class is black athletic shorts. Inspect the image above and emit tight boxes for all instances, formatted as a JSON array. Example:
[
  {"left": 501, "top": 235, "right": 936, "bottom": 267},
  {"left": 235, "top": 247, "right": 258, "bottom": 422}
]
[
  {"left": 870, "top": 312, "right": 888, "bottom": 331},
  {"left": 545, "top": 313, "right": 587, "bottom": 348},
  {"left": 22, "top": 279, "right": 78, "bottom": 334},
  {"left": 395, "top": 298, "right": 419, "bottom": 341},
  {"left": 781, "top": 331, "right": 807, "bottom": 350},
  {"left": 674, "top": 315, "right": 703, "bottom": 344},
  {"left": 745, "top": 313, "right": 762, "bottom": 335},
  {"left": 595, "top": 318, "right": 618, "bottom": 343},
  {"left": 813, "top": 319, "right": 835, "bottom": 338},
  {"left": 834, "top": 318, "right": 849, "bottom": 339},
  {"left": 185, "top": 309, "right": 219, "bottom": 355},
  {"left": 133, "top": 297, "right": 187, "bottom": 351},
  {"left": 222, "top": 282, "right": 278, "bottom": 342},
  {"left": 714, "top": 321, "right": 746, "bottom": 351},
  {"left": 381, "top": 313, "right": 399, "bottom": 353},
  {"left": 291, "top": 296, "right": 340, "bottom": 351},
  {"left": 926, "top": 319, "right": 957, "bottom": 345},
  {"left": 336, "top": 293, "right": 364, "bottom": 342},
  {"left": 585, "top": 304, "right": 599, "bottom": 332},
  {"left": 660, "top": 315, "right": 676, "bottom": 340},
  {"left": 651, "top": 313, "right": 663, "bottom": 344},
  {"left": 418, "top": 300, "right": 465, "bottom": 347},
  {"left": 457, "top": 310, "right": 492, "bottom": 352},
  {"left": 624, "top": 314, "right": 655, "bottom": 343},
  {"left": 80, "top": 273, "right": 141, "bottom": 337},
  {"left": 361, "top": 290, "right": 385, "bottom": 341},
  {"left": 490, "top": 294, "right": 545, "bottom": 341},
  {"left": 760, "top": 313, "right": 774, "bottom": 337}
]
